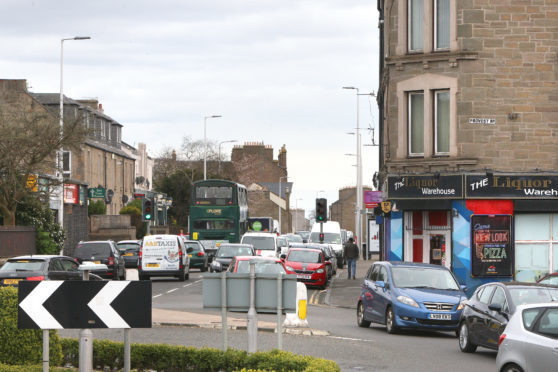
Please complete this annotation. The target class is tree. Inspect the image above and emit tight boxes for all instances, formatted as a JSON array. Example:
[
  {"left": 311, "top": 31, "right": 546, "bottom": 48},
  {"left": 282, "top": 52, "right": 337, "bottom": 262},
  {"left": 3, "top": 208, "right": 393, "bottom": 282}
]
[
  {"left": 120, "top": 198, "right": 146, "bottom": 238},
  {"left": 0, "top": 89, "right": 86, "bottom": 226}
]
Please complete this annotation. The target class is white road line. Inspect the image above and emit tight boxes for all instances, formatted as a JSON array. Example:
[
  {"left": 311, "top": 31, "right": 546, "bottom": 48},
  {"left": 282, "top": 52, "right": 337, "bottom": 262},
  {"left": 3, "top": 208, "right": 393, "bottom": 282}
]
[
  {"left": 183, "top": 279, "right": 202, "bottom": 288},
  {"left": 167, "top": 288, "right": 178, "bottom": 294},
  {"left": 328, "top": 335, "right": 375, "bottom": 342},
  {"left": 152, "top": 294, "right": 163, "bottom": 299}
]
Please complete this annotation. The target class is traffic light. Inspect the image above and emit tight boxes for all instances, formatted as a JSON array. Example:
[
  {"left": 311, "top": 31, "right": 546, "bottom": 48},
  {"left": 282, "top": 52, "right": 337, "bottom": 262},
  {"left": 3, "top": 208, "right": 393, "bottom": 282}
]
[
  {"left": 142, "top": 197, "right": 153, "bottom": 221},
  {"left": 315, "top": 198, "right": 328, "bottom": 222}
]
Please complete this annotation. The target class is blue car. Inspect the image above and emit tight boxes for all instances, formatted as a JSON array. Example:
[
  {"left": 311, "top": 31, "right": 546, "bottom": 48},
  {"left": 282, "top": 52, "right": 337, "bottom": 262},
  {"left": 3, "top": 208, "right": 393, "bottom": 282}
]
[{"left": 357, "top": 261, "right": 467, "bottom": 334}]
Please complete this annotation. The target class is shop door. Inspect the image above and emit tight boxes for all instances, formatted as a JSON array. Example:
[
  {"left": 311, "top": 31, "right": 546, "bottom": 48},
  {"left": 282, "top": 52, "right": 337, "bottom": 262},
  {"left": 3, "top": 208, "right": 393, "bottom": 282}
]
[
  {"left": 429, "top": 235, "right": 445, "bottom": 265},
  {"left": 404, "top": 211, "right": 452, "bottom": 268}
]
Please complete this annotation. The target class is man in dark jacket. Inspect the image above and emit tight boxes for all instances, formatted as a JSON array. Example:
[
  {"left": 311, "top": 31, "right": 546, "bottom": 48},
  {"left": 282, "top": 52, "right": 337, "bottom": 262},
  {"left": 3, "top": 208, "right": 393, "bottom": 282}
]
[{"left": 343, "top": 237, "right": 359, "bottom": 279}]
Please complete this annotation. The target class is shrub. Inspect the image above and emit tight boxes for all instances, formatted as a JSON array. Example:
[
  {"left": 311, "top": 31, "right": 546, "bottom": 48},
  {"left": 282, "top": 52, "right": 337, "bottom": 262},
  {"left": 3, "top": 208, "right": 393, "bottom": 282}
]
[
  {"left": 0, "top": 287, "right": 62, "bottom": 366},
  {"left": 88, "top": 200, "right": 106, "bottom": 215}
]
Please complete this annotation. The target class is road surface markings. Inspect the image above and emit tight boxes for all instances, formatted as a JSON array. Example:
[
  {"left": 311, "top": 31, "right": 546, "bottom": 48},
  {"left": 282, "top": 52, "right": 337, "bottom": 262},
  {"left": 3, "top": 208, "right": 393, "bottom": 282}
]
[
  {"left": 167, "top": 288, "right": 178, "bottom": 294},
  {"left": 328, "top": 335, "right": 375, "bottom": 342},
  {"left": 153, "top": 294, "right": 163, "bottom": 299},
  {"left": 152, "top": 279, "right": 202, "bottom": 299}
]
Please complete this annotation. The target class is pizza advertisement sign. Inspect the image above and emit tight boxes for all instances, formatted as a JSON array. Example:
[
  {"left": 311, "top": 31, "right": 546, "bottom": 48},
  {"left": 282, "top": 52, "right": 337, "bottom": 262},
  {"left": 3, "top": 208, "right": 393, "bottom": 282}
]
[{"left": 471, "top": 215, "right": 513, "bottom": 277}]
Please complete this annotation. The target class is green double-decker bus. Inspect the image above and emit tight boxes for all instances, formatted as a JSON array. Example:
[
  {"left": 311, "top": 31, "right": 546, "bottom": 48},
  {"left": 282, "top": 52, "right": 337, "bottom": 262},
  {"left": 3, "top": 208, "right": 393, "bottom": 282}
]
[{"left": 189, "top": 180, "right": 248, "bottom": 254}]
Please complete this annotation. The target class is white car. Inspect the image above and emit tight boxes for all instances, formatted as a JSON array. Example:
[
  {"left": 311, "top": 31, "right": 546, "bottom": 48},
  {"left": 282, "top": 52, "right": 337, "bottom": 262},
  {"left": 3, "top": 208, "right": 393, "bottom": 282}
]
[
  {"left": 496, "top": 302, "right": 558, "bottom": 372},
  {"left": 240, "top": 232, "right": 286, "bottom": 257}
]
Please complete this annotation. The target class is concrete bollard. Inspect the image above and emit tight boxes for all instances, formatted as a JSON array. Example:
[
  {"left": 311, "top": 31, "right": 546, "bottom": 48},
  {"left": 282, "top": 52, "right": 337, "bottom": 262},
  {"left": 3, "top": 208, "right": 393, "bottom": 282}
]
[
  {"left": 126, "top": 268, "right": 139, "bottom": 281},
  {"left": 283, "top": 282, "right": 309, "bottom": 327}
]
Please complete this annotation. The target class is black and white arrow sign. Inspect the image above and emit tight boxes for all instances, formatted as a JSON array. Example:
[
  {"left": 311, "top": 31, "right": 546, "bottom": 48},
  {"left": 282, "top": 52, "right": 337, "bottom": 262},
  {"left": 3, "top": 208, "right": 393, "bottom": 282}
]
[{"left": 18, "top": 280, "right": 151, "bottom": 329}]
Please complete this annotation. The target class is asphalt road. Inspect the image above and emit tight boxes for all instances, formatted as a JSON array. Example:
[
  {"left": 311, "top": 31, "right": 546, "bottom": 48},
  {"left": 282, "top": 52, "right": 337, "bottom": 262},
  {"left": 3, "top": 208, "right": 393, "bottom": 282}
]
[{"left": 58, "top": 264, "right": 498, "bottom": 371}]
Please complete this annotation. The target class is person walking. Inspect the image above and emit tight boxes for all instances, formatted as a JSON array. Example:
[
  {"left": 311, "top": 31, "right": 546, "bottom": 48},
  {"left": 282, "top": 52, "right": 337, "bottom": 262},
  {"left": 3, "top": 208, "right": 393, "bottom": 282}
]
[{"left": 344, "top": 237, "right": 359, "bottom": 279}]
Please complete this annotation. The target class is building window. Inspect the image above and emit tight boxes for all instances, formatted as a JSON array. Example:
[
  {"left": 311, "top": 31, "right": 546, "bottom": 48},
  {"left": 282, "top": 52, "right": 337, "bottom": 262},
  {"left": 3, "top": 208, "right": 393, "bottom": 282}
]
[
  {"left": 408, "top": 92, "right": 424, "bottom": 156},
  {"left": 408, "top": 0, "right": 424, "bottom": 52},
  {"left": 62, "top": 151, "right": 71, "bottom": 176},
  {"left": 435, "top": 0, "right": 450, "bottom": 50},
  {"left": 435, "top": 90, "right": 450, "bottom": 154}
]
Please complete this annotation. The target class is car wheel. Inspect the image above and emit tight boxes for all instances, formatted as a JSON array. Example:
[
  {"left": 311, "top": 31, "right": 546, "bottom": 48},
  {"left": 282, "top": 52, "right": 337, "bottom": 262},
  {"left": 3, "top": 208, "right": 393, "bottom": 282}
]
[
  {"left": 385, "top": 307, "right": 398, "bottom": 334},
  {"left": 185, "top": 268, "right": 190, "bottom": 280},
  {"left": 501, "top": 363, "right": 524, "bottom": 372},
  {"left": 113, "top": 267, "right": 120, "bottom": 280},
  {"left": 357, "top": 302, "right": 371, "bottom": 328},
  {"left": 119, "top": 266, "right": 126, "bottom": 280},
  {"left": 177, "top": 269, "right": 186, "bottom": 282},
  {"left": 201, "top": 263, "right": 207, "bottom": 272},
  {"left": 458, "top": 322, "right": 477, "bottom": 353}
]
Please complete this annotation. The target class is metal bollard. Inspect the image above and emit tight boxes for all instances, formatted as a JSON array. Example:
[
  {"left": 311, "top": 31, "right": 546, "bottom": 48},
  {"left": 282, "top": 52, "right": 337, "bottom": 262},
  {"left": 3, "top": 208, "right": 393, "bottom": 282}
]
[
  {"left": 247, "top": 260, "right": 257, "bottom": 353},
  {"left": 79, "top": 328, "right": 93, "bottom": 372}
]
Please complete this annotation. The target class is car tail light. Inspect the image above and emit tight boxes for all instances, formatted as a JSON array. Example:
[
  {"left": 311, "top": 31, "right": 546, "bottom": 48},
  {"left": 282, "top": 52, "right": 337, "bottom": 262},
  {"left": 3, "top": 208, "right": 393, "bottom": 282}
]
[
  {"left": 498, "top": 334, "right": 506, "bottom": 346},
  {"left": 26, "top": 276, "right": 45, "bottom": 281},
  {"left": 108, "top": 256, "right": 114, "bottom": 266},
  {"left": 197, "top": 252, "right": 205, "bottom": 257},
  {"left": 179, "top": 248, "right": 183, "bottom": 269}
]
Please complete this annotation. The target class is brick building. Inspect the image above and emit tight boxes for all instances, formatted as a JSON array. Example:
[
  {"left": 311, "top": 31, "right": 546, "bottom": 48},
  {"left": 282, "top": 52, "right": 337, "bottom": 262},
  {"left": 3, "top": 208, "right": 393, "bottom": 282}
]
[{"left": 377, "top": 0, "right": 558, "bottom": 292}]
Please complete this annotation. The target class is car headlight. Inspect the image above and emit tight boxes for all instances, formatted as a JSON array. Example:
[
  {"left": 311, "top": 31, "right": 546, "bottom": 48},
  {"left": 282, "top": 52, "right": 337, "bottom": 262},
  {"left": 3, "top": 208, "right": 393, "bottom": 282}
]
[
  {"left": 397, "top": 295, "right": 419, "bottom": 308},
  {"left": 457, "top": 300, "right": 466, "bottom": 311},
  {"left": 286, "top": 265, "right": 294, "bottom": 271},
  {"left": 316, "top": 269, "right": 324, "bottom": 273}
]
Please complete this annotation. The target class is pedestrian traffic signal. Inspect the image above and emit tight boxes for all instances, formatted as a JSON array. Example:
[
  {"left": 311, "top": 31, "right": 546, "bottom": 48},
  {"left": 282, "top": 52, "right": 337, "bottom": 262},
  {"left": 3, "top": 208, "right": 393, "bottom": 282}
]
[
  {"left": 315, "top": 198, "right": 327, "bottom": 222},
  {"left": 142, "top": 197, "right": 153, "bottom": 221}
]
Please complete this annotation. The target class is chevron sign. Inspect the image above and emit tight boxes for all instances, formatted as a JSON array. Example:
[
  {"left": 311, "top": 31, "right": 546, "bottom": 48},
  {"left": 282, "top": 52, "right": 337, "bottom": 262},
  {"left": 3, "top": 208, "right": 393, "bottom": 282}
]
[{"left": 18, "top": 281, "right": 152, "bottom": 329}]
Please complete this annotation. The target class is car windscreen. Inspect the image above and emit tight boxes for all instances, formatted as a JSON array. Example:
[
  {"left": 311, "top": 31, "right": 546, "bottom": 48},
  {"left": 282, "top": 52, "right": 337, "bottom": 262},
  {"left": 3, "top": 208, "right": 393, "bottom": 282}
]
[
  {"left": 1, "top": 259, "right": 46, "bottom": 272},
  {"left": 241, "top": 236, "right": 275, "bottom": 250},
  {"left": 309, "top": 232, "right": 341, "bottom": 244},
  {"left": 217, "top": 245, "right": 253, "bottom": 257},
  {"left": 75, "top": 243, "right": 111, "bottom": 258},
  {"left": 509, "top": 287, "right": 558, "bottom": 306},
  {"left": 236, "top": 261, "right": 286, "bottom": 274},
  {"left": 285, "top": 235, "right": 303, "bottom": 243},
  {"left": 391, "top": 267, "right": 460, "bottom": 290},
  {"left": 287, "top": 250, "right": 322, "bottom": 263},
  {"left": 117, "top": 243, "right": 140, "bottom": 252}
]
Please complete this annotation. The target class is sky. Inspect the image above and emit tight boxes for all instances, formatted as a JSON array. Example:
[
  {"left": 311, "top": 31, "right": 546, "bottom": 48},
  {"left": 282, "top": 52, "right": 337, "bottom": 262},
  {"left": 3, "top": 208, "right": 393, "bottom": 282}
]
[{"left": 1, "top": 0, "right": 380, "bottom": 218}]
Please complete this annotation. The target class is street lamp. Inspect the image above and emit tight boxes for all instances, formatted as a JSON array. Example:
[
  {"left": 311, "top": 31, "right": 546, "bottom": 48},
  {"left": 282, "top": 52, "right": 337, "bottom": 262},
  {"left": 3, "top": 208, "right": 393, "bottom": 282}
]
[
  {"left": 204, "top": 115, "right": 222, "bottom": 180},
  {"left": 218, "top": 139, "right": 237, "bottom": 174},
  {"left": 58, "top": 36, "right": 90, "bottom": 228},
  {"left": 278, "top": 176, "right": 288, "bottom": 234}
]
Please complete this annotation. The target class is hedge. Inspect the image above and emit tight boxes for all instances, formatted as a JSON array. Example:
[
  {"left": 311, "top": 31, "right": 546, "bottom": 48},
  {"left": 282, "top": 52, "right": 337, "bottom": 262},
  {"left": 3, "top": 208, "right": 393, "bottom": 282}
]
[
  {"left": 0, "top": 287, "right": 63, "bottom": 366},
  {"left": 61, "top": 338, "right": 340, "bottom": 372},
  {"left": 0, "top": 364, "right": 70, "bottom": 372}
]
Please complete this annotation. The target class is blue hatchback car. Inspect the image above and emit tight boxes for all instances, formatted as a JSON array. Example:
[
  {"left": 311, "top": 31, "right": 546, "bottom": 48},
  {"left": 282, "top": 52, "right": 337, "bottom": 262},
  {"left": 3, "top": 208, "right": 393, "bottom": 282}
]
[{"left": 357, "top": 261, "right": 467, "bottom": 334}]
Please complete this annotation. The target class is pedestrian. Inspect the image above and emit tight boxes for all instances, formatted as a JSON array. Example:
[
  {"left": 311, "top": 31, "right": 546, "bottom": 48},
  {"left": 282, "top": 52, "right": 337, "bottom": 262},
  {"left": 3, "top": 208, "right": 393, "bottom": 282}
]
[
  {"left": 179, "top": 229, "right": 186, "bottom": 239},
  {"left": 343, "top": 237, "right": 359, "bottom": 279}
]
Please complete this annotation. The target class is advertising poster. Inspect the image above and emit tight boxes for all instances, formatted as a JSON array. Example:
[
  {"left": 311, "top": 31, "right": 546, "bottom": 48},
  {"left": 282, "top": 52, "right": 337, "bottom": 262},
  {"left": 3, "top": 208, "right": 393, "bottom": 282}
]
[{"left": 471, "top": 215, "right": 513, "bottom": 277}]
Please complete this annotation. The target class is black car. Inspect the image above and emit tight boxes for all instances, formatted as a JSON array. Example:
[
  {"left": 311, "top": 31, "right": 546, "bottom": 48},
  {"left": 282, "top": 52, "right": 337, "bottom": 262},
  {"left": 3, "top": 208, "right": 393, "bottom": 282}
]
[
  {"left": 458, "top": 281, "right": 558, "bottom": 352},
  {"left": 0, "top": 255, "right": 103, "bottom": 286},
  {"left": 116, "top": 240, "right": 141, "bottom": 268},
  {"left": 74, "top": 240, "right": 125, "bottom": 280},
  {"left": 209, "top": 244, "right": 255, "bottom": 272}
]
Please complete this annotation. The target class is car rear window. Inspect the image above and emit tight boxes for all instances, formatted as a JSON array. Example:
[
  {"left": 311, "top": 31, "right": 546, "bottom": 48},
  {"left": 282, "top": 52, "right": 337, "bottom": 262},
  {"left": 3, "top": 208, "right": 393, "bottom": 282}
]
[
  {"left": 117, "top": 243, "right": 140, "bottom": 251},
  {"left": 185, "top": 243, "right": 201, "bottom": 251},
  {"left": 217, "top": 245, "right": 253, "bottom": 257},
  {"left": 287, "top": 250, "right": 322, "bottom": 263},
  {"left": 75, "top": 243, "right": 111, "bottom": 258},
  {"left": 1, "top": 259, "right": 46, "bottom": 271},
  {"left": 509, "top": 287, "right": 558, "bottom": 306},
  {"left": 241, "top": 236, "right": 275, "bottom": 250},
  {"left": 236, "top": 260, "right": 286, "bottom": 274}
]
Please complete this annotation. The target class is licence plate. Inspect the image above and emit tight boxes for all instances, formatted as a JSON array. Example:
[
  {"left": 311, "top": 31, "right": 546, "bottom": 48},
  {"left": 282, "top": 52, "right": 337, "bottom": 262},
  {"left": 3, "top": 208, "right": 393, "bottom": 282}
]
[
  {"left": 428, "top": 313, "right": 452, "bottom": 320},
  {"left": 94, "top": 261, "right": 101, "bottom": 264},
  {"left": 188, "top": 254, "right": 192, "bottom": 258},
  {"left": 146, "top": 263, "right": 159, "bottom": 268},
  {"left": 125, "top": 253, "right": 134, "bottom": 256},
  {"left": 3, "top": 279, "right": 22, "bottom": 285},
  {"left": 297, "top": 274, "right": 312, "bottom": 280}
]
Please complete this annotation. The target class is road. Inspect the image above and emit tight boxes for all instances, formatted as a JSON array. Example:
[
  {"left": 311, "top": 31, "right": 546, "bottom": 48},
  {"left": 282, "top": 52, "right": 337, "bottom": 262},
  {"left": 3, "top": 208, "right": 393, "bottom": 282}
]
[{"left": 59, "top": 264, "right": 498, "bottom": 371}]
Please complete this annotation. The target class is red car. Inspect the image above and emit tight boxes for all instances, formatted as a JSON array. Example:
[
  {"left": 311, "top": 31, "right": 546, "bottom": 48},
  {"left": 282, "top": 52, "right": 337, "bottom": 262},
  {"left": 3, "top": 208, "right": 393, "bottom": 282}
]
[{"left": 283, "top": 248, "right": 328, "bottom": 288}]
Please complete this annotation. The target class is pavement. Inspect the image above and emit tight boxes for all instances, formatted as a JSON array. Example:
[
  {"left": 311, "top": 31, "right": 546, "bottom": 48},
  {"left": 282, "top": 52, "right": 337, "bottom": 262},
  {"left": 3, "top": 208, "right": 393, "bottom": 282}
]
[{"left": 152, "top": 255, "right": 377, "bottom": 336}]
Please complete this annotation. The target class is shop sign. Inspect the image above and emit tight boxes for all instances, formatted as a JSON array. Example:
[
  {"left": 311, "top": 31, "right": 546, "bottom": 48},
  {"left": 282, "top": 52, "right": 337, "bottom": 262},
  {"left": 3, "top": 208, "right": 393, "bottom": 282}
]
[
  {"left": 364, "top": 190, "right": 382, "bottom": 208},
  {"left": 88, "top": 187, "right": 106, "bottom": 198},
  {"left": 63, "top": 184, "right": 78, "bottom": 204},
  {"left": 466, "top": 175, "right": 558, "bottom": 199},
  {"left": 387, "top": 175, "right": 463, "bottom": 199},
  {"left": 471, "top": 215, "right": 513, "bottom": 277}
]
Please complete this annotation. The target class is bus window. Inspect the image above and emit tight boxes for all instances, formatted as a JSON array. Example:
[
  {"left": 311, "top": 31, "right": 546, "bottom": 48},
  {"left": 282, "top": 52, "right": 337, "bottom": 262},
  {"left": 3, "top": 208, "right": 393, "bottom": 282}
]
[{"left": 193, "top": 219, "right": 235, "bottom": 230}]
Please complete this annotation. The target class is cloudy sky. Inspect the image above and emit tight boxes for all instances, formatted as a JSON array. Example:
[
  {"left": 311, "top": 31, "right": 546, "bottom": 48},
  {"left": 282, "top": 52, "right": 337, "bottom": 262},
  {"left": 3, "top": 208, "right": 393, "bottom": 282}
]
[{"left": 1, "top": 0, "right": 379, "bottom": 217}]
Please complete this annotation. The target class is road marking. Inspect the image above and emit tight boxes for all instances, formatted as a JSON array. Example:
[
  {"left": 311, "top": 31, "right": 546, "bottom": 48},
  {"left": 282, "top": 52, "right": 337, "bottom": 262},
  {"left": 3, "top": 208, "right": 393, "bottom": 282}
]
[
  {"left": 328, "top": 335, "right": 375, "bottom": 342},
  {"left": 183, "top": 279, "right": 202, "bottom": 288},
  {"left": 152, "top": 294, "right": 162, "bottom": 299},
  {"left": 167, "top": 288, "right": 178, "bottom": 294}
]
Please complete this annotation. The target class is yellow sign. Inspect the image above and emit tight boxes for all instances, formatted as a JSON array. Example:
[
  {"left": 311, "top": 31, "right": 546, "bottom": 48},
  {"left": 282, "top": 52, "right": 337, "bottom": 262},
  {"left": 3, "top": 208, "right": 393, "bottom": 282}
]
[
  {"left": 193, "top": 232, "right": 198, "bottom": 240},
  {"left": 381, "top": 201, "right": 391, "bottom": 214},
  {"left": 26, "top": 175, "right": 38, "bottom": 192}
]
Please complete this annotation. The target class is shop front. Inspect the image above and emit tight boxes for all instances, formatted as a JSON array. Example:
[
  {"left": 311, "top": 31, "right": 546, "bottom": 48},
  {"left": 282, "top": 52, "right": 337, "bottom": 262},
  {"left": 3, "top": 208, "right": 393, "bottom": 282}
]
[{"left": 383, "top": 173, "right": 558, "bottom": 295}]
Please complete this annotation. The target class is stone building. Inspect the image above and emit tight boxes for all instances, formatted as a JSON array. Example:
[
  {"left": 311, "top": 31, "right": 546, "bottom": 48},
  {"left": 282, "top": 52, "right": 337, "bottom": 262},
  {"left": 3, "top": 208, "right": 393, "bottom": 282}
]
[
  {"left": 377, "top": 0, "right": 558, "bottom": 293},
  {"left": 330, "top": 186, "right": 372, "bottom": 239}
]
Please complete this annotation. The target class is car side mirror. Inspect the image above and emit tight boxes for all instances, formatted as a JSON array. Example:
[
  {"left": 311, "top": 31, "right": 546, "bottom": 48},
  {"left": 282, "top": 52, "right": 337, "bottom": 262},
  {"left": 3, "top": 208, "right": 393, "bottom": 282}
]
[
  {"left": 376, "top": 280, "right": 385, "bottom": 288},
  {"left": 460, "top": 284, "right": 468, "bottom": 292},
  {"left": 488, "top": 303, "right": 502, "bottom": 313},
  {"left": 280, "top": 254, "right": 286, "bottom": 260}
]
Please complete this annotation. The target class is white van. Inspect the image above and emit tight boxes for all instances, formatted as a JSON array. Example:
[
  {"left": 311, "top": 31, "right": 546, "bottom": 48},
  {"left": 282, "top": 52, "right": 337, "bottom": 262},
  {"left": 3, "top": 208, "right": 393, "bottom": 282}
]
[
  {"left": 240, "top": 232, "right": 287, "bottom": 257},
  {"left": 139, "top": 234, "right": 191, "bottom": 281},
  {"left": 309, "top": 221, "right": 344, "bottom": 268}
]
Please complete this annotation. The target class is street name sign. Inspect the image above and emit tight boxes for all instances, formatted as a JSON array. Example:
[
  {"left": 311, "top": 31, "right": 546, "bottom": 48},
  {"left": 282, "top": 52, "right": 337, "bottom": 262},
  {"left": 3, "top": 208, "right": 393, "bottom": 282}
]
[{"left": 18, "top": 281, "right": 152, "bottom": 329}]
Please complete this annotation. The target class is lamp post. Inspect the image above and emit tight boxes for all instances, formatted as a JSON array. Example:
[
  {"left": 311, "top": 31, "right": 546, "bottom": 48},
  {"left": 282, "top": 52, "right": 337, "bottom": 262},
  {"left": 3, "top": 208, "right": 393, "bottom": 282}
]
[
  {"left": 342, "top": 86, "right": 363, "bottom": 255},
  {"left": 218, "top": 139, "right": 237, "bottom": 174},
  {"left": 278, "top": 176, "right": 288, "bottom": 234},
  {"left": 58, "top": 36, "right": 90, "bottom": 229},
  {"left": 204, "top": 115, "right": 222, "bottom": 180}
]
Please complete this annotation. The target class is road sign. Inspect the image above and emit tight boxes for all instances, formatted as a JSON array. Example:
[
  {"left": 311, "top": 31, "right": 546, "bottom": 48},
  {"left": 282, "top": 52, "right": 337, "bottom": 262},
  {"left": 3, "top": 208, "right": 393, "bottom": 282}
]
[
  {"left": 88, "top": 187, "right": 106, "bottom": 198},
  {"left": 18, "top": 281, "right": 152, "bottom": 329}
]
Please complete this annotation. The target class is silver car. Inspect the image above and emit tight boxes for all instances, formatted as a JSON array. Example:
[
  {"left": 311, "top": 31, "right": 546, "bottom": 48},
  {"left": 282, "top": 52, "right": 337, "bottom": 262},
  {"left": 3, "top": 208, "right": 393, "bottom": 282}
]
[{"left": 496, "top": 302, "right": 558, "bottom": 372}]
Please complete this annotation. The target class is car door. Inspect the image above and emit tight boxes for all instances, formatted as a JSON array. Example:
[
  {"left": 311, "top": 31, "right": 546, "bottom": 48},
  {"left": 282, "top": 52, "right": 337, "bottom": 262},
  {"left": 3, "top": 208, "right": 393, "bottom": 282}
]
[
  {"left": 485, "top": 286, "right": 510, "bottom": 348},
  {"left": 47, "top": 259, "right": 67, "bottom": 280},
  {"left": 470, "top": 285, "right": 496, "bottom": 347},
  {"left": 60, "top": 258, "right": 82, "bottom": 280},
  {"left": 372, "top": 266, "right": 392, "bottom": 323},
  {"left": 362, "top": 264, "right": 380, "bottom": 321},
  {"left": 526, "top": 307, "right": 558, "bottom": 371}
]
